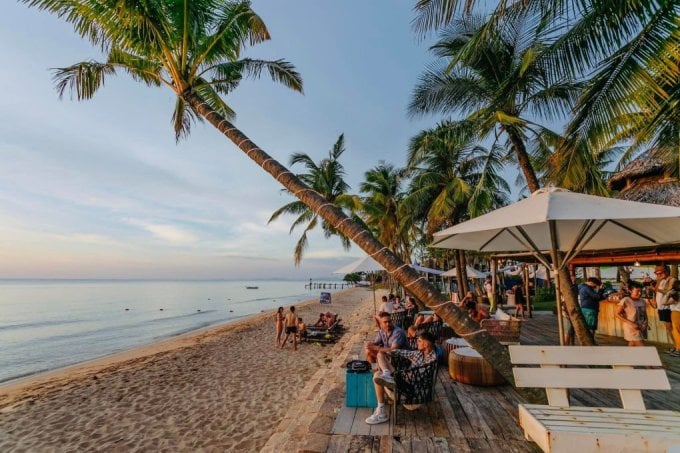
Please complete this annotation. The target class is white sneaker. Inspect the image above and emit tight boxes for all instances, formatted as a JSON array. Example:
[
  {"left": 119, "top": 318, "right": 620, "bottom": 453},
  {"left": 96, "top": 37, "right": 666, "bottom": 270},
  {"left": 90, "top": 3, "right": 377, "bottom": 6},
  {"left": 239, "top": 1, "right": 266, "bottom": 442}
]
[
  {"left": 365, "top": 407, "right": 389, "bottom": 424},
  {"left": 374, "top": 372, "right": 395, "bottom": 388}
]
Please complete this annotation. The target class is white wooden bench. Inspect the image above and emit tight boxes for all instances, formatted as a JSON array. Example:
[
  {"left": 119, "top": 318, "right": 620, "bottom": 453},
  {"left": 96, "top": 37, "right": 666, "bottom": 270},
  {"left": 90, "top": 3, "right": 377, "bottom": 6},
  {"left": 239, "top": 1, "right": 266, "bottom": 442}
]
[{"left": 509, "top": 345, "right": 680, "bottom": 453}]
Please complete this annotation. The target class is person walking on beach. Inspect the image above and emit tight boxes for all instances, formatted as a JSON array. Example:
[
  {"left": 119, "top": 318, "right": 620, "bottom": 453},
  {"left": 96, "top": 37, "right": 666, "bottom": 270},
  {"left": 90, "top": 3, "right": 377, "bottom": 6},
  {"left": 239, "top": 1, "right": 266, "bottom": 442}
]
[
  {"left": 365, "top": 332, "right": 437, "bottom": 425},
  {"left": 281, "top": 306, "right": 299, "bottom": 351},
  {"left": 275, "top": 306, "right": 285, "bottom": 347}
]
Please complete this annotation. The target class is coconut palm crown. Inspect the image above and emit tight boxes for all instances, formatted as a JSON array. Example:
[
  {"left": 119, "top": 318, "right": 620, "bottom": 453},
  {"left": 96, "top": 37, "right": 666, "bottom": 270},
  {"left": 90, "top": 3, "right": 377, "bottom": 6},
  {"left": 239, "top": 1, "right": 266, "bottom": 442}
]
[
  {"left": 269, "top": 134, "right": 358, "bottom": 265},
  {"left": 30, "top": 0, "right": 303, "bottom": 140}
]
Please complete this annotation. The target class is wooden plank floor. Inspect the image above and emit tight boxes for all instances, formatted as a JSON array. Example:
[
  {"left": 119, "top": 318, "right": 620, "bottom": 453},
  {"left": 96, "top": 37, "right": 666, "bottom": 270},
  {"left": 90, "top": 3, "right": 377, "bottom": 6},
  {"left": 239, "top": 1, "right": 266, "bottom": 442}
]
[{"left": 327, "top": 312, "right": 680, "bottom": 452}]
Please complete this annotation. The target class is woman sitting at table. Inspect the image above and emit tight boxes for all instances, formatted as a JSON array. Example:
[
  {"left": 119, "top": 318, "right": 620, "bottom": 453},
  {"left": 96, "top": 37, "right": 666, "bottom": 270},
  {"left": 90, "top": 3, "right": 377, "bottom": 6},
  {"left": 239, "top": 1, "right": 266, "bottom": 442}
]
[
  {"left": 465, "top": 301, "right": 489, "bottom": 323},
  {"left": 460, "top": 291, "right": 475, "bottom": 307}
]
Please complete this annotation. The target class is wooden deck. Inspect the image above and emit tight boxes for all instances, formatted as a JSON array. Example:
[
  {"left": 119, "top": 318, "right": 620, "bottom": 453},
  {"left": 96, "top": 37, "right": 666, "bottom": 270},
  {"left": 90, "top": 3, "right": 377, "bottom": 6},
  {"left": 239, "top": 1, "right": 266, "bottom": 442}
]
[{"left": 327, "top": 312, "right": 680, "bottom": 452}]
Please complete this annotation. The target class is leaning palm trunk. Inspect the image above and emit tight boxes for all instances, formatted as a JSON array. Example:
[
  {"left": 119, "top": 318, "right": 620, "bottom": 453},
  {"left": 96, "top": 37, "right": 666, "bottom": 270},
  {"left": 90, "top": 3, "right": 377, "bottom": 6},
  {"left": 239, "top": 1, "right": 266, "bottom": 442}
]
[{"left": 185, "top": 90, "right": 545, "bottom": 402}]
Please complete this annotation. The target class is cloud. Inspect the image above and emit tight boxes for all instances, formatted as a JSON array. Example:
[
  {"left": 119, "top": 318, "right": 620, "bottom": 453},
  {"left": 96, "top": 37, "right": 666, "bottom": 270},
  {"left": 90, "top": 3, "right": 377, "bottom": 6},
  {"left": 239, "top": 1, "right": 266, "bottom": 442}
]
[{"left": 126, "top": 220, "right": 199, "bottom": 244}]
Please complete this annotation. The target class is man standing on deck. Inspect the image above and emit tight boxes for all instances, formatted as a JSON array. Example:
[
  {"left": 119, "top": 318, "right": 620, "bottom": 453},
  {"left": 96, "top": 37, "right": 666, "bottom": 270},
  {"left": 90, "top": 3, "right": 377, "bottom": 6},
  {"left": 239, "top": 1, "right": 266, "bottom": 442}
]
[
  {"left": 365, "top": 332, "right": 437, "bottom": 425},
  {"left": 654, "top": 265, "right": 677, "bottom": 353},
  {"left": 484, "top": 276, "right": 495, "bottom": 313},
  {"left": 578, "top": 277, "right": 605, "bottom": 342}
]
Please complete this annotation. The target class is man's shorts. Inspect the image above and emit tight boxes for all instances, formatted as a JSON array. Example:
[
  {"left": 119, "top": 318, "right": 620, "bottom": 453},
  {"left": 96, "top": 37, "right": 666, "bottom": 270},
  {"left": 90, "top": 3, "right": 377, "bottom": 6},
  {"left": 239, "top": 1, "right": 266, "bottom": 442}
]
[
  {"left": 658, "top": 309, "right": 671, "bottom": 323},
  {"left": 581, "top": 308, "right": 598, "bottom": 331},
  {"left": 285, "top": 326, "right": 298, "bottom": 334}
]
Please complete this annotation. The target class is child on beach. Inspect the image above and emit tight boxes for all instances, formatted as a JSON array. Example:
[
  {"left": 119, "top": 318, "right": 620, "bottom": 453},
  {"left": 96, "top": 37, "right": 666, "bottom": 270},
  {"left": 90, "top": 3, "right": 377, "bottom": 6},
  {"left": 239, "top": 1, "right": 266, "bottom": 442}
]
[
  {"left": 275, "top": 306, "right": 285, "bottom": 347},
  {"left": 281, "top": 306, "right": 299, "bottom": 351}
]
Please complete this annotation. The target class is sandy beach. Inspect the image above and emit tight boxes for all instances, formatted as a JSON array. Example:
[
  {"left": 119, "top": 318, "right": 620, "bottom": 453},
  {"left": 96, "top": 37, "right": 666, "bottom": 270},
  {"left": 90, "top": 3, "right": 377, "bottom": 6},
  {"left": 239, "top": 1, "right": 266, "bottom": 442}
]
[{"left": 0, "top": 286, "right": 376, "bottom": 452}]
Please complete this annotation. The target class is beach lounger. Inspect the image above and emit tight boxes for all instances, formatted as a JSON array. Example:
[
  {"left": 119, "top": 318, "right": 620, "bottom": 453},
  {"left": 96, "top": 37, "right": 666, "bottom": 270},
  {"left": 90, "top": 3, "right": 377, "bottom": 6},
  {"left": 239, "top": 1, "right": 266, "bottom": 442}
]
[{"left": 302, "top": 316, "right": 344, "bottom": 343}]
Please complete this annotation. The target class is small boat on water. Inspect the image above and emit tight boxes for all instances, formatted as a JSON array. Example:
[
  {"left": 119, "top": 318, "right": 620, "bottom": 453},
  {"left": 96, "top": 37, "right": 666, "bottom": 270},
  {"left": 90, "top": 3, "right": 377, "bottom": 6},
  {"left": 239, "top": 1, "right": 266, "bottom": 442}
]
[{"left": 245, "top": 286, "right": 259, "bottom": 289}]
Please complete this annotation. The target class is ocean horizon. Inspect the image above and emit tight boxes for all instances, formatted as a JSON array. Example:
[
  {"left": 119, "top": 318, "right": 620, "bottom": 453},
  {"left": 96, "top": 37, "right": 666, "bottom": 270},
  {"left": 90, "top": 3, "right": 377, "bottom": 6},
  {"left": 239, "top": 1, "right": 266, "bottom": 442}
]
[{"left": 0, "top": 279, "right": 345, "bottom": 384}]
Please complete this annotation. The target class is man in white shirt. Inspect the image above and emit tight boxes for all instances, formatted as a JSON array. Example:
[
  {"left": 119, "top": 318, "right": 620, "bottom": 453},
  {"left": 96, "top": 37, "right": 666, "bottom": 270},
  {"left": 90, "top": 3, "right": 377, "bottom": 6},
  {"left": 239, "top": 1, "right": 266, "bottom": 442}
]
[{"left": 654, "top": 265, "right": 677, "bottom": 353}]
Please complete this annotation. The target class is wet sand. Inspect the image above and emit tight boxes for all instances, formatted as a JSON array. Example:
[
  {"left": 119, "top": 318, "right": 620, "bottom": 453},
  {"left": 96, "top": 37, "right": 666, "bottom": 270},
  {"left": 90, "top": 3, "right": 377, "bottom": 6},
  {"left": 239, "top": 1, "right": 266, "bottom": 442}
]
[{"left": 0, "top": 286, "right": 376, "bottom": 452}]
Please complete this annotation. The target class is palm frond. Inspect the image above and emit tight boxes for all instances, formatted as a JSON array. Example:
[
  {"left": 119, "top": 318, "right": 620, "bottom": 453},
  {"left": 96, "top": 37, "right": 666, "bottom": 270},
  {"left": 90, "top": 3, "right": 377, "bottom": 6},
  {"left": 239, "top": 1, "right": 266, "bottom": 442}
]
[{"left": 52, "top": 60, "right": 115, "bottom": 100}]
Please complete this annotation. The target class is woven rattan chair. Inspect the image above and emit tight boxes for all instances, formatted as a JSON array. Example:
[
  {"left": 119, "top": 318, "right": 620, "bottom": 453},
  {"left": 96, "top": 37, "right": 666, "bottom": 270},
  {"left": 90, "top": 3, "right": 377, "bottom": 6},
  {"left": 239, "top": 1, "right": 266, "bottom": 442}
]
[
  {"left": 390, "top": 310, "right": 409, "bottom": 330},
  {"left": 480, "top": 319, "right": 522, "bottom": 345},
  {"left": 387, "top": 359, "right": 438, "bottom": 422}
]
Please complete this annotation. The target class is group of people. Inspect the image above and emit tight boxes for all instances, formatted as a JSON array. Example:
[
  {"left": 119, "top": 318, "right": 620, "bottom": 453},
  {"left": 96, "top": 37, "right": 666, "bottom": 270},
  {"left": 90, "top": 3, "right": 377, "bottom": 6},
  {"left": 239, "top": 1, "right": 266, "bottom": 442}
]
[
  {"left": 615, "top": 265, "right": 680, "bottom": 351},
  {"left": 363, "top": 310, "right": 437, "bottom": 425},
  {"left": 275, "top": 306, "right": 341, "bottom": 350},
  {"left": 378, "top": 293, "right": 417, "bottom": 314},
  {"left": 563, "top": 264, "right": 680, "bottom": 352},
  {"left": 275, "top": 306, "right": 303, "bottom": 350}
]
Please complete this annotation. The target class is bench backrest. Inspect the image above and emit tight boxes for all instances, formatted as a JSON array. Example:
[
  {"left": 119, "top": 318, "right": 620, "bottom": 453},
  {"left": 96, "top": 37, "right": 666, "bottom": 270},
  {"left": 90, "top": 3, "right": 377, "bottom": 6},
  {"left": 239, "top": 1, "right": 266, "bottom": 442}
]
[
  {"left": 480, "top": 319, "right": 522, "bottom": 344},
  {"left": 509, "top": 345, "right": 670, "bottom": 410}
]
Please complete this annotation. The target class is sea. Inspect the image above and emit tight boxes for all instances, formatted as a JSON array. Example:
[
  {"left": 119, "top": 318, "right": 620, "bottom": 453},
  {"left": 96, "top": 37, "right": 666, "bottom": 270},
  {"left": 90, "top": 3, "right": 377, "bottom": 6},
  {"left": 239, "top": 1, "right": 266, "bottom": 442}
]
[{"left": 0, "top": 279, "right": 341, "bottom": 384}]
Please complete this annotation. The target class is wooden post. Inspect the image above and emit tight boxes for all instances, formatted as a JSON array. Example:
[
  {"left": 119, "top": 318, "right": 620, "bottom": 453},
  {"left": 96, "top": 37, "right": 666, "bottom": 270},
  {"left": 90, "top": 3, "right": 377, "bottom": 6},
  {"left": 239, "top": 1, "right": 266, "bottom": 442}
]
[{"left": 524, "top": 265, "right": 532, "bottom": 318}]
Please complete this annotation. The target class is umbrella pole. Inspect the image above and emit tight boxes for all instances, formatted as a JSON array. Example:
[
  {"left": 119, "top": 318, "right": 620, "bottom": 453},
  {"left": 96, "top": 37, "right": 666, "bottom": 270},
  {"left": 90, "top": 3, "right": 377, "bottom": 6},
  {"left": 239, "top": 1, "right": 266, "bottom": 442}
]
[
  {"left": 371, "top": 273, "right": 377, "bottom": 314},
  {"left": 549, "top": 221, "right": 566, "bottom": 346}
]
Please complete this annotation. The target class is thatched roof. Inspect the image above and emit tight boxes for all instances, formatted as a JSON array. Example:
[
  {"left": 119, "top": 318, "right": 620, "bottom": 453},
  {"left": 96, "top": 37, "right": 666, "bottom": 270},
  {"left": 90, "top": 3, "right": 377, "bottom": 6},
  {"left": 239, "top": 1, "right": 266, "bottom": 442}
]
[
  {"left": 608, "top": 155, "right": 665, "bottom": 191},
  {"left": 616, "top": 179, "right": 680, "bottom": 207}
]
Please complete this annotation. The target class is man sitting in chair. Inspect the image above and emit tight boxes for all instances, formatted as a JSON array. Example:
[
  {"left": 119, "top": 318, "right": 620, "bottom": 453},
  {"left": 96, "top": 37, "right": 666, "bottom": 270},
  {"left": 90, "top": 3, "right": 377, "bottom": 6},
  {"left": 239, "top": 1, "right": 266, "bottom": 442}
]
[
  {"left": 365, "top": 311, "right": 407, "bottom": 364},
  {"left": 365, "top": 332, "right": 437, "bottom": 425}
]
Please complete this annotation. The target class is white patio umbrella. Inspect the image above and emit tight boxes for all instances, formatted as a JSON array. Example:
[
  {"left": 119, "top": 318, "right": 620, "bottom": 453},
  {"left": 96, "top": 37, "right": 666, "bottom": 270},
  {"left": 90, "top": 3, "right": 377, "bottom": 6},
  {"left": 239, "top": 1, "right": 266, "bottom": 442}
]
[
  {"left": 442, "top": 265, "right": 489, "bottom": 279},
  {"left": 431, "top": 187, "right": 680, "bottom": 344},
  {"left": 333, "top": 256, "right": 385, "bottom": 313},
  {"left": 333, "top": 255, "right": 385, "bottom": 274}
]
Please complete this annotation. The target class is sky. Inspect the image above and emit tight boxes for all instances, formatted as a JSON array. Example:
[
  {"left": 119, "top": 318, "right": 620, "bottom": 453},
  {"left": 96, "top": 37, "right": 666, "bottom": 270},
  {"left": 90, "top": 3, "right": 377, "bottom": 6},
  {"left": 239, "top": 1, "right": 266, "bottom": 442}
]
[{"left": 0, "top": 1, "right": 458, "bottom": 280}]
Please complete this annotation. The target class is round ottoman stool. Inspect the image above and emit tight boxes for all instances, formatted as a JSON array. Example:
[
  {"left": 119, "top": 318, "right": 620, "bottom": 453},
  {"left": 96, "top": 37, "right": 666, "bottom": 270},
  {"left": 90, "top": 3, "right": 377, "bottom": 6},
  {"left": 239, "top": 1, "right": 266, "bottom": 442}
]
[{"left": 449, "top": 347, "right": 505, "bottom": 386}]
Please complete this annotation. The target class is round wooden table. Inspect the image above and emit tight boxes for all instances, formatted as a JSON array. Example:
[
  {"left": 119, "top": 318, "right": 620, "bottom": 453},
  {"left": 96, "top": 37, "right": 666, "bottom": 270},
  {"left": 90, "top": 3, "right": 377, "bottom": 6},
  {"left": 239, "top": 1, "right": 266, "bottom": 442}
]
[
  {"left": 443, "top": 337, "right": 469, "bottom": 361},
  {"left": 449, "top": 347, "right": 505, "bottom": 386}
]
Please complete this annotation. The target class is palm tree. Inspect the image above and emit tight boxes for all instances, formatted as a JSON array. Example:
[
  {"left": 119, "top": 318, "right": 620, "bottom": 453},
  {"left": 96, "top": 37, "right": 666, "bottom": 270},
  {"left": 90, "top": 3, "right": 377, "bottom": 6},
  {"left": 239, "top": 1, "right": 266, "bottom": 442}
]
[
  {"left": 409, "top": 12, "right": 582, "bottom": 194},
  {"left": 410, "top": 11, "right": 600, "bottom": 345},
  {"left": 359, "top": 162, "right": 411, "bottom": 262},
  {"left": 405, "top": 121, "right": 510, "bottom": 297},
  {"left": 414, "top": 0, "right": 679, "bottom": 188},
  {"left": 269, "top": 134, "right": 358, "bottom": 265},
  {"left": 24, "top": 0, "right": 529, "bottom": 390}
]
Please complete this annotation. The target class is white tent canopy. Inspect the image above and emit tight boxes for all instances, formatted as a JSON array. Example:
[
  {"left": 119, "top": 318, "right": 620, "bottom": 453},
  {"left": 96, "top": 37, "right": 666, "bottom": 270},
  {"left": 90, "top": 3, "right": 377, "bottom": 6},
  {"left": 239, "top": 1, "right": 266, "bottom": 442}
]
[{"left": 442, "top": 266, "right": 489, "bottom": 279}]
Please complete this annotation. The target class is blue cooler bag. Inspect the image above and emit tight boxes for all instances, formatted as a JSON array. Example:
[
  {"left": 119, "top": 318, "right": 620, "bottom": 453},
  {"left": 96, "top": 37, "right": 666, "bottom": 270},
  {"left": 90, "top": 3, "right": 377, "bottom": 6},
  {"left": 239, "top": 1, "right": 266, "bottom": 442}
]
[{"left": 345, "top": 360, "right": 377, "bottom": 407}]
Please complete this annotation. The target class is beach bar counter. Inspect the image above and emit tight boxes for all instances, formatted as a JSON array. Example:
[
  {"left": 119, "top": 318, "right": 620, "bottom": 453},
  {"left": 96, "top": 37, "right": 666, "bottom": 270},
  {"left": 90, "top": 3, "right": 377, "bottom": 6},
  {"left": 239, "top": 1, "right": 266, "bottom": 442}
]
[{"left": 597, "top": 298, "right": 673, "bottom": 345}]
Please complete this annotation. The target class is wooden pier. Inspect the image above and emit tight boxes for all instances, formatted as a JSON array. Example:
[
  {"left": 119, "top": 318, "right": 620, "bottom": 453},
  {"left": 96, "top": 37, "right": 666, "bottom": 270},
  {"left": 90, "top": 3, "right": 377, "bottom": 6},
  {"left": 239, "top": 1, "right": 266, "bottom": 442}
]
[{"left": 306, "top": 281, "right": 352, "bottom": 290}]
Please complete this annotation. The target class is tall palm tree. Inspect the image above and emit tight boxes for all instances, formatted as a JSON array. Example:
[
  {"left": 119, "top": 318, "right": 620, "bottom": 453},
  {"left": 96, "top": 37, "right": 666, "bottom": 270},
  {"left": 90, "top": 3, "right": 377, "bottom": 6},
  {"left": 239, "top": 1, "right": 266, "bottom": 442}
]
[
  {"left": 359, "top": 162, "right": 411, "bottom": 262},
  {"left": 405, "top": 121, "right": 510, "bottom": 297},
  {"left": 410, "top": 11, "right": 599, "bottom": 345},
  {"left": 414, "top": 0, "right": 679, "bottom": 187},
  {"left": 24, "top": 0, "right": 530, "bottom": 390},
  {"left": 409, "top": 12, "right": 582, "bottom": 194},
  {"left": 269, "top": 134, "right": 357, "bottom": 265}
]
